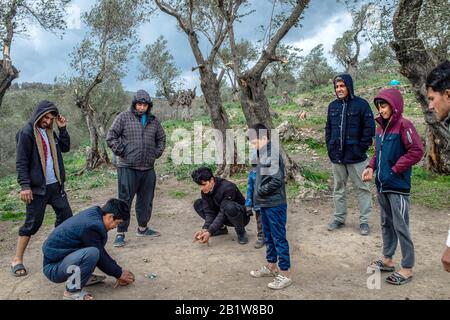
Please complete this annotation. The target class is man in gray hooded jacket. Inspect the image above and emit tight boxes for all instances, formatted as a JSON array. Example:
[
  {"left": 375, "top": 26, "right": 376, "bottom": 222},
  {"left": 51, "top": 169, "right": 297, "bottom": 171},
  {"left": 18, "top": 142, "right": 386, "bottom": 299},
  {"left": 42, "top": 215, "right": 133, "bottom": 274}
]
[{"left": 107, "top": 90, "right": 166, "bottom": 247}]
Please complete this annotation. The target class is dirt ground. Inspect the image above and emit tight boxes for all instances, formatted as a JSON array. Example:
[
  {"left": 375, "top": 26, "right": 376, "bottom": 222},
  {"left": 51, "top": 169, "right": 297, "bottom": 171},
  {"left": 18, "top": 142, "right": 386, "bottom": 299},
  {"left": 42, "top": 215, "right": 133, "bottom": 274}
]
[{"left": 0, "top": 176, "right": 449, "bottom": 300}]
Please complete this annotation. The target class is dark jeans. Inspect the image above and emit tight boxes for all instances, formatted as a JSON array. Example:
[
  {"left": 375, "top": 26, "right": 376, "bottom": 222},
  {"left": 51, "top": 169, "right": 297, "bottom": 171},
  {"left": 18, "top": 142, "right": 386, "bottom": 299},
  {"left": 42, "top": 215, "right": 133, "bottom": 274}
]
[
  {"left": 19, "top": 183, "right": 72, "bottom": 237},
  {"left": 194, "top": 199, "right": 250, "bottom": 232},
  {"left": 117, "top": 167, "right": 156, "bottom": 233},
  {"left": 43, "top": 247, "right": 99, "bottom": 293},
  {"left": 260, "top": 205, "right": 290, "bottom": 271}
]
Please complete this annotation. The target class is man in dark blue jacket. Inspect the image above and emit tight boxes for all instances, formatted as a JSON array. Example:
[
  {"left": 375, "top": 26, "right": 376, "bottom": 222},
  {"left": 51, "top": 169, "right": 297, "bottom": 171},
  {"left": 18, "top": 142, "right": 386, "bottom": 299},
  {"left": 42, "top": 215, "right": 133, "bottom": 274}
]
[
  {"left": 325, "top": 74, "right": 375, "bottom": 235},
  {"left": 42, "top": 199, "right": 135, "bottom": 300},
  {"left": 11, "top": 101, "right": 72, "bottom": 277}
]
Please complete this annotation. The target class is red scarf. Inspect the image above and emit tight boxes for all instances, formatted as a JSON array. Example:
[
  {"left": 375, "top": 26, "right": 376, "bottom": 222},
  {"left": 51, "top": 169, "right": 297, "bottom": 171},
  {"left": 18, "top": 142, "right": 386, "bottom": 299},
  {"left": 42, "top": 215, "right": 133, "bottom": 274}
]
[{"left": 38, "top": 130, "right": 48, "bottom": 164}]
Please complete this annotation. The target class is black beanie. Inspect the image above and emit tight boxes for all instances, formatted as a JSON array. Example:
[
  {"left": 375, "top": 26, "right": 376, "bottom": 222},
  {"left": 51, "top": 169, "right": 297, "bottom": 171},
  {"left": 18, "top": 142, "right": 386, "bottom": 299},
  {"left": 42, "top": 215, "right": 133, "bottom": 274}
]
[{"left": 101, "top": 199, "right": 130, "bottom": 221}]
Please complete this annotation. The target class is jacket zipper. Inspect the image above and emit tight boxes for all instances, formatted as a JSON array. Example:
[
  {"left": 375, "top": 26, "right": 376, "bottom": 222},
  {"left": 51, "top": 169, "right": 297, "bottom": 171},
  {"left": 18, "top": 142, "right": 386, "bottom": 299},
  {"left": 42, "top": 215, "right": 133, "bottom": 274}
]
[
  {"left": 377, "top": 119, "right": 391, "bottom": 192},
  {"left": 340, "top": 101, "right": 346, "bottom": 153}
]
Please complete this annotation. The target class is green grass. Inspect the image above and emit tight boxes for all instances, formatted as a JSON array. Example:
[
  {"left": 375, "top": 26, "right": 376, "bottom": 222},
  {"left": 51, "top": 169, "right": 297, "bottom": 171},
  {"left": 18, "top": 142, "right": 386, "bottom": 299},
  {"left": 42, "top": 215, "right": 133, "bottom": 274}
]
[
  {"left": 0, "top": 150, "right": 115, "bottom": 222},
  {"left": 304, "top": 138, "right": 327, "bottom": 156},
  {"left": 163, "top": 156, "right": 218, "bottom": 181},
  {"left": 168, "top": 190, "right": 189, "bottom": 199},
  {"left": 0, "top": 175, "right": 26, "bottom": 221},
  {"left": 273, "top": 102, "right": 299, "bottom": 112},
  {"left": 301, "top": 165, "right": 331, "bottom": 191},
  {"left": 411, "top": 167, "right": 450, "bottom": 210},
  {"left": 286, "top": 181, "right": 301, "bottom": 199}
]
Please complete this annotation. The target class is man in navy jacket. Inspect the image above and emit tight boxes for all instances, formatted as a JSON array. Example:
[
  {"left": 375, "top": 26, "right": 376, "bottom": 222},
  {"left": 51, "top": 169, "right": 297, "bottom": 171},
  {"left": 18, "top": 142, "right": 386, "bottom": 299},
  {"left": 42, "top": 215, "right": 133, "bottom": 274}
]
[
  {"left": 325, "top": 74, "right": 375, "bottom": 235},
  {"left": 42, "top": 198, "right": 135, "bottom": 300}
]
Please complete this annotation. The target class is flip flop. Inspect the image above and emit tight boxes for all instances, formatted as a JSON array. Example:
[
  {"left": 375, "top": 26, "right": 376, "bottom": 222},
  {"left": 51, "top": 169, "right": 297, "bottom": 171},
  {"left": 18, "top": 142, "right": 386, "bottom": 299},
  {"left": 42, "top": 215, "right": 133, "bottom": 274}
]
[
  {"left": 368, "top": 259, "right": 396, "bottom": 272},
  {"left": 11, "top": 263, "right": 28, "bottom": 277},
  {"left": 63, "top": 290, "right": 94, "bottom": 300},
  {"left": 385, "top": 272, "right": 413, "bottom": 285},
  {"left": 85, "top": 274, "right": 106, "bottom": 286}
]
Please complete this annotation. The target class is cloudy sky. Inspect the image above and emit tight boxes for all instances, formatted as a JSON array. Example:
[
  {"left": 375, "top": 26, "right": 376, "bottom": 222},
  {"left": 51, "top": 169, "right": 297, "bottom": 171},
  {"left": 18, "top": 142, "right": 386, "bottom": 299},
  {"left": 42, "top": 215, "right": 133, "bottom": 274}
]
[{"left": 11, "top": 0, "right": 371, "bottom": 94}]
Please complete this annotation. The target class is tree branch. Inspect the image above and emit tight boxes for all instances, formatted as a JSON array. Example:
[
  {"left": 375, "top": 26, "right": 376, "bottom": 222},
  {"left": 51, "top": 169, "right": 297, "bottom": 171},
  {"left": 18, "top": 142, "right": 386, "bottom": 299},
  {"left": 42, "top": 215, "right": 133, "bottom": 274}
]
[
  {"left": 155, "top": 0, "right": 190, "bottom": 34},
  {"left": 245, "top": 0, "right": 310, "bottom": 78},
  {"left": 217, "top": 68, "right": 226, "bottom": 84}
]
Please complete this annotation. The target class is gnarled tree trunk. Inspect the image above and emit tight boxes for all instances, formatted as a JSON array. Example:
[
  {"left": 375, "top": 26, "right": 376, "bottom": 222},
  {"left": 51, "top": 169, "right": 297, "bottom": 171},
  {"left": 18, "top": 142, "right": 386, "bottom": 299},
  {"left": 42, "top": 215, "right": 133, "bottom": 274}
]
[
  {"left": 0, "top": 61, "right": 19, "bottom": 108},
  {"left": 391, "top": 0, "right": 450, "bottom": 174},
  {"left": 155, "top": 0, "right": 242, "bottom": 177},
  {"left": 223, "top": 0, "right": 310, "bottom": 180},
  {"left": 199, "top": 69, "right": 238, "bottom": 176},
  {"left": 76, "top": 96, "right": 110, "bottom": 171},
  {"left": 239, "top": 75, "right": 299, "bottom": 180}
]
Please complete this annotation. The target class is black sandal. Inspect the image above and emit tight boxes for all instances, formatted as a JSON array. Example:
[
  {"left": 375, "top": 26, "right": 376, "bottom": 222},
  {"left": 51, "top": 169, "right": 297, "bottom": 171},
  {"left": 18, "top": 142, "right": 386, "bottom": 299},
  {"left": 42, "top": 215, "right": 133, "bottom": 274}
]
[
  {"left": 368, "top": 259, "right": 395, "bottom": 272},
  {"left": 385, "top": 272, "right": 413, "bottom": 285},
  {"left": 11, "top": 264, "right": 28, "bottom": 277}
]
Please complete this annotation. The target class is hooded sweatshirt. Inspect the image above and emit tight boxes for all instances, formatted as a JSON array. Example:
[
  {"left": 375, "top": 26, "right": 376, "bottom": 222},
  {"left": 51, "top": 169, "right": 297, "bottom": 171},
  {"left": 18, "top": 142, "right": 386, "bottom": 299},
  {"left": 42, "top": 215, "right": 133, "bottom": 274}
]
[
  {"left": 368, "top": 88, "right": 424, "bottom": 194},
  {"left": 325, "top": 74, "right": 376, "bottom": 164},
  {"left": 106, "top": 90, "right": 166, "bottom": 170},
  {"left": 16, "top": 101, "right": 70, "bottom": 196}
]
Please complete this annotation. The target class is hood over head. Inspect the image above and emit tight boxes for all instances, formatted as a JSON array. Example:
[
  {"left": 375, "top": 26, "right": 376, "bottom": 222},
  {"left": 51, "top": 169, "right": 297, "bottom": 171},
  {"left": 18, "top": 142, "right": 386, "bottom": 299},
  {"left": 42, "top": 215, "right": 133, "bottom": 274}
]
[
  {"left": 131, "top": 89, "right": 153, "bottom": 115},
  {"left": 30, "top": 100, "right": 59, "bottom": 127},
  {"left": 334, "top": 73, "right": 355, "bottom": 100},
  {"left": 374, "top": 88, "right": 404, "bottom": 124}
]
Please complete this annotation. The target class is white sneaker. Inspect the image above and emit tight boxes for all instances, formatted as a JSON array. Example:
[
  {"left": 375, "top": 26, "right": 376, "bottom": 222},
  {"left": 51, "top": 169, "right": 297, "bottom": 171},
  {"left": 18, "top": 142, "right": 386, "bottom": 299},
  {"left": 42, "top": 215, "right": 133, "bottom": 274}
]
[
  {"left": 250, "top": 266, "right": 278, "bottom": 278},
  {"left": 267, "top": 275, "right": 293, "bottom": 290}
]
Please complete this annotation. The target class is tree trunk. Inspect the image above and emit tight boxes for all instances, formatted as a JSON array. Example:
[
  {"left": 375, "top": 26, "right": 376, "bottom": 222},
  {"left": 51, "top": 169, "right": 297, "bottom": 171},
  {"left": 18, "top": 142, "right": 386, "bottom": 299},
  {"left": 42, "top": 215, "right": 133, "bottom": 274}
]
[
  {"left": 199, "top": 69, "right": 235, "bottom": 176},
  {"left": 77, "top": 100, "right": 109, "bottom": 171},
  {"left": 239, "top": 75, "right": 299, "bottom": 180},
  {"left": 346, "top": 61, "right": 358, "bottom": 79},
  {"left": 391, "top": 0, "right": 450, "bottom": 174},
  {"left": 0, "top": 61, "right": 19, "bottom": 108}
]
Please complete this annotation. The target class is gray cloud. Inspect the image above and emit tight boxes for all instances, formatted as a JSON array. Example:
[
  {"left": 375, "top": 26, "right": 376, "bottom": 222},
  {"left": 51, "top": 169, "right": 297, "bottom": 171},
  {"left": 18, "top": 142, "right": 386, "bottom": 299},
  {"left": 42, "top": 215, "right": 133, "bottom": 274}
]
[{"left": 10, "top": 0, "right": 364, "bottom": 94}]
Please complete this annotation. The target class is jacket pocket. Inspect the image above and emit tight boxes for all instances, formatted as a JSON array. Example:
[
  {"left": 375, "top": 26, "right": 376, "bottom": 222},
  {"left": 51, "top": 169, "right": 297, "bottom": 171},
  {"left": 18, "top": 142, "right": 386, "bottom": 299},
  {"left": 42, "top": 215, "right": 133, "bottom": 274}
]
[
  {"left": 385, "top": 168, "right": 409, "bottom": 190},
  {"left": 347, "top": 111, "right": 360, "bottom": 125},
  {"left": 327, "top": 138, "right": 341, "bottom": 161},
  {"left": 122, "top": 142, "right": 141, "bottom": 165},
  {"left": 346, "top": 140, "right": 364, "bottom": 161},
  {"left": 330, "top": 111, "right": 340, "bottom": 127}
]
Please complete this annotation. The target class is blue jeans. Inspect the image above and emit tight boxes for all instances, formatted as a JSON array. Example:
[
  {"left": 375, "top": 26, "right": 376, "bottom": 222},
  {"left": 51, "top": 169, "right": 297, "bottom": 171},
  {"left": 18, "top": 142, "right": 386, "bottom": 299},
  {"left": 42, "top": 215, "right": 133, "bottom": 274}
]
[
  {"left": 43, "top": 247, "right": 99, "bottom": 292},
  {"left": 260, "top": 205, "right": 290, "bottom": 271}
]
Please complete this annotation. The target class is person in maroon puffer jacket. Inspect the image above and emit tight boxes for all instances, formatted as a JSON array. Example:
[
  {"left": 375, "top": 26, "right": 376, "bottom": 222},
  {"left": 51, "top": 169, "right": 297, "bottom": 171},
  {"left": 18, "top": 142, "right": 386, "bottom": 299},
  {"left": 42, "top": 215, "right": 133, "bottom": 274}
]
[{"left": 362, "top": 88, "right": 424, "bottom": 285}]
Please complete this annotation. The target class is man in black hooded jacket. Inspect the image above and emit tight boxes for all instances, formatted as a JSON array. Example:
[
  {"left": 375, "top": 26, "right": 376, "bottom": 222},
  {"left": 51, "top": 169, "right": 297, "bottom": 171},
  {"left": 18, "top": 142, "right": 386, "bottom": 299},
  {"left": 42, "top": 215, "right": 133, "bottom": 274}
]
[
  {"left": 325, "top": 74, "right": 375, "bottom": 235},
  {"left": 12, "top": 100, "right": 72, "bottom": 277},
  {"left": 107, "top": 89, "right": 166, "bottom": 247}
]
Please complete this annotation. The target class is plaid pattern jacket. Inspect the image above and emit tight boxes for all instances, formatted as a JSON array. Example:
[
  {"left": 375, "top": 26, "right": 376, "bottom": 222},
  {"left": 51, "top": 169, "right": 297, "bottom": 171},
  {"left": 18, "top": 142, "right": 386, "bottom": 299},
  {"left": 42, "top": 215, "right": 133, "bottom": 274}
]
[{"left": 107, "top": 107, "right": 166, "bottom": 171}]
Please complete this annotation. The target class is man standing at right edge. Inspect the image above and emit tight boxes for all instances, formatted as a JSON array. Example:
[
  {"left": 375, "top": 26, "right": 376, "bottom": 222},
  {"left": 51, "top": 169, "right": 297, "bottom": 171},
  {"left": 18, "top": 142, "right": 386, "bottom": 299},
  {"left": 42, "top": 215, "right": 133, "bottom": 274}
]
[{"left": 425, "top": 61, "right": 450, "bottom": 272}]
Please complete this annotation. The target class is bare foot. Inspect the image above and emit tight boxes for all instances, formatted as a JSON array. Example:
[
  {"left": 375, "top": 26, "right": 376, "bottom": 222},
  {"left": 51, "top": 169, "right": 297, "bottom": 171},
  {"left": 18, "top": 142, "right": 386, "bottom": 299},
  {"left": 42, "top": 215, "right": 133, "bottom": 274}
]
[
  {"left": 397, "top": 268, "right": 413, "bottom": 278},
  {"left": 381, "top": 258, "right": 395, "bottom": 268},
  {"left": 11, "top": 259, "right": 27, "bottom": 276}
]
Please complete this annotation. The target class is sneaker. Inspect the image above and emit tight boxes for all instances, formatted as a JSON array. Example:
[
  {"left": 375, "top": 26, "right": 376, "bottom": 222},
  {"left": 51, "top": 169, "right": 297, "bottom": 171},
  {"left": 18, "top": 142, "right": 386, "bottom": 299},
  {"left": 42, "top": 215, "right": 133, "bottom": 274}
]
[
  {"left": 250, "top": 266, "right": 278, "bottom": 278},
  {"left": 268, "top": 274, "right": 293, "bottom": 290},
  {"left": 360, "top": 223, "right": 370, "bottom": 236},
  {"left": 136, "top": 228, "right": 161, "bottom": 237},
  {"left": 113, "top": 234, "right": 126, "bottom": 247},
  {"left": 327, "top": 220, "right": 345, "bottom": 231},
  {"left": 236, "top": 229, "right": 248, "bottom": 245},
  {"left": 211, "top": 226, "right": 228, "bottom": 237},
  {"left": 254, "top": 238, "right": 265, "bottom": 249}
]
